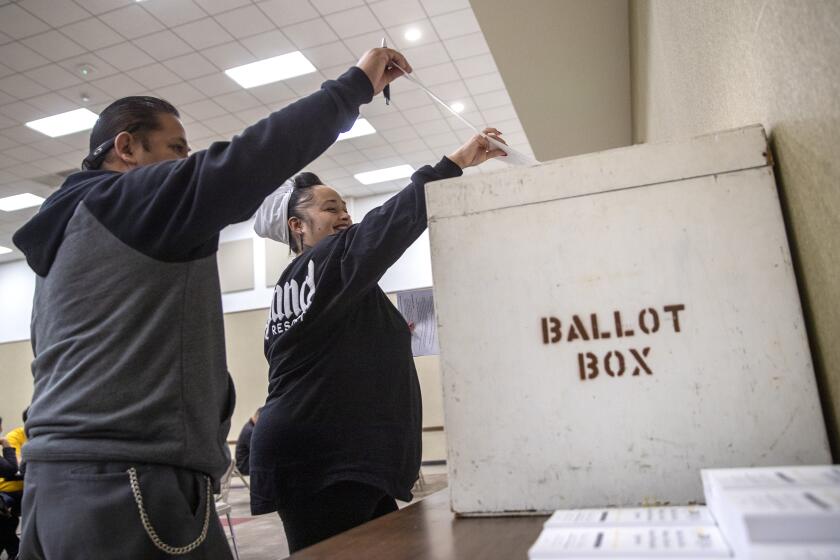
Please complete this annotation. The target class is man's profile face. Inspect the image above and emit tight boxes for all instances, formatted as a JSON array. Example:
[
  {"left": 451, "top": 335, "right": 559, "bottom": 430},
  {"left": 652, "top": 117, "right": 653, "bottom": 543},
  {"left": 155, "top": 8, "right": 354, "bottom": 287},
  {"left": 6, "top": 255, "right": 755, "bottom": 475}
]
[{"left": 134, "top": 113, "right": 190, "bottom": 167}]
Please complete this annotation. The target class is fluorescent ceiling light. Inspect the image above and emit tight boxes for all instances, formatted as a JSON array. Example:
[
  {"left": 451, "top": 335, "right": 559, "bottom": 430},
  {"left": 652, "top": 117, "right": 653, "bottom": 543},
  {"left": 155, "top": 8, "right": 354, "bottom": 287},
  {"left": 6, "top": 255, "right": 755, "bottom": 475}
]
[
  {"left": 0, "top": 246, "right": 11, "bottom": 255},
  {"left": 337, "top": 118, "right": 376, "bottom": 141},
  {"left": 354, "top": 164, "right": 414, "bottom": 185},
  {"left": 26, "top": 108, "right": 98, "bottom": 138},
  {"left": 0, "top": 192, "right": 45, "bottom": 212},
  {"left": 450, "top": 101, "right": 465, "bottom": 113},
  {"left": 225, "top": 52, "right": 316, "bottom": 88},
  {"left": 404, "top": 28, "right": 422, "bottom": 41}
]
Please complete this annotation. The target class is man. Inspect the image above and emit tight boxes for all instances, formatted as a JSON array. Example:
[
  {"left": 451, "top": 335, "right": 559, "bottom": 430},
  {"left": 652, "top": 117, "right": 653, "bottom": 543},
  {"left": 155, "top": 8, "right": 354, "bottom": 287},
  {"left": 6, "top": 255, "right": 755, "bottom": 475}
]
[
  {"left": 12, "top": 47, "right": 411, "bottom": 559},
  {"left": 235, "top": 408, "right": 260, "bottom": 476}
]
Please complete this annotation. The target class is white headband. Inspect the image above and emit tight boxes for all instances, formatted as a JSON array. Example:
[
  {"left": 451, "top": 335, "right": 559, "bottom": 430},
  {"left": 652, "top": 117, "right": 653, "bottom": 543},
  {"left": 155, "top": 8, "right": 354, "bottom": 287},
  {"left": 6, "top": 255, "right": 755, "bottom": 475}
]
[{"left": 254, "top": 178, "right": 295, "bottom": 244}]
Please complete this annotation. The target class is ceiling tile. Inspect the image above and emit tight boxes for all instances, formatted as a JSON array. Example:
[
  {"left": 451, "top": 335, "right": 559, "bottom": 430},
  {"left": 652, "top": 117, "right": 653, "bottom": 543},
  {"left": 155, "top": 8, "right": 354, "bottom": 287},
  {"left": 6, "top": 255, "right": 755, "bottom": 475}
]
[
  {"left": 163, "top": 53, "right": 217, "bottom": 80},
  {"left": 234, "top": 106, "right": 270, "bottom": 124},
  {"left": 332, "top": 149, "right": 367, "bottom": 166},
  {"left": 284, "top": 71, "right": 327, "bottom": 96},
  {"left": 0, "top": 74, "right": 48, "bottom": 99},
  {"left": 213, "top": 90, "right": 261, "bottom": 112},
  {"left": 412, "top": 118, "right": 450, "bottom": 136},
  {"left": 73, "top": 0, "right": 134, "bottom": 15},
  {"left": 0, "top": 89, "right": 15, "bottom": 106},
  {"left": 133, "top": 30, "right": 195, "bottom": 61},
  {"left": 189, "top": 73, "right": 240, "bottom": 97},
  {"left": 453, "top": 53, "right": 497, "bottom": 79},
  {"left": 58, "top": 54, "right": 121, "bottom": 82},
  {"left": 58, "top": 83, "right": 112, "bottom": 110},
  {"left": 357, "top": 143, "right": 396, "bottom": 159},
  {"left": 59, "top": 19, "right": 124, "bottom": 51},
  {"left": 26, "top": 93, "right": 81, "bottom": 115},
  {"left": 180, "top": 99, "right": 227, "bottom": 120},
  {"left": 201, "top": 42, "right": 256, "bottom": 71},
  {"left": 24, "top": 65, "right": 82, "bottom": 91},
  {"left": 430, "top": 79, "right": 469, "bottom": 101},
  {"left": 256, "top": 0, "right": 319, "bottom": 27},
  {"left": 240, "top": 30, "right": 295, "bottom": 59},
  {"left": 424, "top": 130, "right": 458, "bottom": 149},
  {"left": 130, "top": 63, "right": 183, "bottom": 89},
  {"left": 465, "top": 72, "right": 505, "bottom": 96},
  {"left": 430, "top": 9, "right": 481, "bottom": 40},
  {"left": 400, "top": 42, "right": 449, "bottom": 69},
  {"left": 0, "top": 4, "right": 50, "bottom": 40},
  {"left": 386, "top": 20, "right": 439, "bottom": 50},
  {"left": 342, "top": 30, "right": 390, "bottom": 58},
  {"left": 0, "top": 101, "right": 44, "bottom": 124},
  {"left": 0, "top": 43, "right": 50, "bottom": 73},
  {"left": 29, "top": 137, "right": 78, "bottom": 158},
  {"left": 193, "top": 0, "right": 251, "bottom": 15},
  {"left": 442, "top": 32, "right": 489, "bottom": 60},
  {"left": 310, "top": 0, "right": 365, "bottom": 15},
  {"left": 282, "top": 19, "right": 338, "bottom": 49},
  {"left": 365, "top": 111, "right": 409, "bottom": 131},
  {"left": 380, "top": 125, "right": 419, "bottom": 143},
  {"left": 249, "top": 82, "right": 296, "bottom": 105},
  {"left": 414, "top": 61, "right": 459, "bottom": 86},
  {"left": 0, "top": 63, "right": 13, "bottom": 80},
  {"left": 203, "top": 114, "right": 246, "bottom": 135},
  {"left": 419, "top": 0, "right": 470, "bottom": 17},
  {"left": 91, "top": 73, "right": 145, "bottom": 99},
  {"left": 141, "top": 0, "right": 207, "bottom": 27},
  {"left": 325, "top": 6, "right": 381, "bottom": 38},
  {"left": 345, "top": 133, "right": 386, "bottom": 149},
  {"left": 22, "top": 31, "right": 87, "bottom": 63},
  {"left": 155, "top": 81, "right": 206, "bottom": 105},
  {"left": 100, "top": 5, "right": 166, "bottom": 40},
  {"left": 215, "top": 5, "right": 275, "bottom": 39},
  {"left": 4, "top": 143, "right": 43, "bottom": 163},
  {"left": 183, "top": 120, "right": 213, "bottom": 140},
  {"left": 1, "top": 124, "right": 47, "bottom": 145},
  {"left": 98, "top": 43, "right": 156, "bottom": 72},
  {"left": 18, "top": 0, "right": 88, "bottom": 27},
  {"left": 473, "top": 88, "right": 511, "bottom": 111},
  {"left": 402, "top": 103, "right": 444, "bottom": 124},
  {"left": 173, "top": 18, "right": 234, "bottom": 50},
  {"left": 300, "top": 41, "right": 355, "bottom": 69},
  {"left": 369, "top": 0, "right": 426, "bottom": 27}
]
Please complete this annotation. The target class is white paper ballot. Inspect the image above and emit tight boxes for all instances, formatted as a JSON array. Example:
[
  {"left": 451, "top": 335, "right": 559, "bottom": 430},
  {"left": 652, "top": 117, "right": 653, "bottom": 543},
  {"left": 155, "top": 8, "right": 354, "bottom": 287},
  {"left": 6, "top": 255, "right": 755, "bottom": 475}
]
[
  {"left": 528, "top": 526, "right": 732, "bottom": 558},
  {"left": 545, "top": 507, "right": 716, "bottom": 528}
]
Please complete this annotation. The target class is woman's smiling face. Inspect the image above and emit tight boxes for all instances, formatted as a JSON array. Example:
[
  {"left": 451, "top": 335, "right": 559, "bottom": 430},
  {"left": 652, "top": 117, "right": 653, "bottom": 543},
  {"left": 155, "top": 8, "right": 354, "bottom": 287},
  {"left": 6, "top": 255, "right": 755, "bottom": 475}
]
[{"left": 290, "top": 184, "right": 352, "bottom": 251}]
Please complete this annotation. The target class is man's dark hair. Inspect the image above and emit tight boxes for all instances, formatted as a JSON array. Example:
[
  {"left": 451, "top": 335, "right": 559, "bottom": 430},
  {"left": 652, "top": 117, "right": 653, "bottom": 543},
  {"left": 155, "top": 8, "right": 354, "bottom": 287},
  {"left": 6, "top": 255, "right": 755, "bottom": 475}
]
[
  {"left": 82, "top": 96, "right": 179, "bottom": 170},
  {"left": 287, "top": 172, "right": 324, "bottom": 253}
]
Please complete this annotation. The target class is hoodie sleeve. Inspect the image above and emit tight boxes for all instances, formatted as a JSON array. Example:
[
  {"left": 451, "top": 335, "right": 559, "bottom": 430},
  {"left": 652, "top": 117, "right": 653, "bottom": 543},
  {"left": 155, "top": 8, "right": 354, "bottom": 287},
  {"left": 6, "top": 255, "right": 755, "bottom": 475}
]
[
  {"left": 84, "top": 67, "right": 374, "bottom": 262},
  {"left": 330, "top": 156, "right": 462, "bottom": 299}
]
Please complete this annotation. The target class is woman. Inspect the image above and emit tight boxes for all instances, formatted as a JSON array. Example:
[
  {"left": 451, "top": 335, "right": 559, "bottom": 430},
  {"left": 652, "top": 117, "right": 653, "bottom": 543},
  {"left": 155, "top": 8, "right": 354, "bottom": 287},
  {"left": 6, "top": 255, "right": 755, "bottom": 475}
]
[{"left": 250, "top": 129, "right": 506, "bottom": 552}]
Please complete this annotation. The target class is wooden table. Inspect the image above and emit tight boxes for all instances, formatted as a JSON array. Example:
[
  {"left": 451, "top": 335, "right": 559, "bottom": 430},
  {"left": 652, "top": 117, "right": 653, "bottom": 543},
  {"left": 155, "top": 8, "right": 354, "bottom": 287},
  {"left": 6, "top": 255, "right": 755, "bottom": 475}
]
[{"left": 287, "top": 489, "right": 548, "bottom": 559}]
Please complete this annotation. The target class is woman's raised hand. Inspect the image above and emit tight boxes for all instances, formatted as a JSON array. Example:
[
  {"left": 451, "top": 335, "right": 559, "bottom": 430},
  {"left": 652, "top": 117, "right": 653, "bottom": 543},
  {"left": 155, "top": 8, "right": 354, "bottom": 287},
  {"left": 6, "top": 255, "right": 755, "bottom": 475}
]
[{"left": 447, "top": 128, "right": 508, "bottom": 169}]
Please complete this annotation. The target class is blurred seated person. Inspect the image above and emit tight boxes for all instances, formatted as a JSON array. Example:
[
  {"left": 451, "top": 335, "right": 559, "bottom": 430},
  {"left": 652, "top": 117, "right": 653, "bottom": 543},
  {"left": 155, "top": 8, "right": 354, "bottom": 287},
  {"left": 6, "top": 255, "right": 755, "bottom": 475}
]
[
  {"left": 5, "top": 407, "right": 28, "bottom": 462},
  {"left": 235, "top": 408, "right": 261, "bottom": 476},
  {"left": 0, "top": 416, "right": 23, "bottom": 559}
]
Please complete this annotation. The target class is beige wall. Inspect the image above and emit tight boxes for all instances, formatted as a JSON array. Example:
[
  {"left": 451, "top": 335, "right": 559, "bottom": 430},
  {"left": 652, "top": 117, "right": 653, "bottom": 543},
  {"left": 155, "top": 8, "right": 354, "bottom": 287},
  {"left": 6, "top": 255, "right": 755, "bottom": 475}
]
[
  {"left": 630, "top": 0, "right": 840, "bottom": 458},
  {"left": 472, "top": 0, "right": 632, "bottom": 161},
  {"left": 0, "top": 340, "right": 34, "bottom": 436}
]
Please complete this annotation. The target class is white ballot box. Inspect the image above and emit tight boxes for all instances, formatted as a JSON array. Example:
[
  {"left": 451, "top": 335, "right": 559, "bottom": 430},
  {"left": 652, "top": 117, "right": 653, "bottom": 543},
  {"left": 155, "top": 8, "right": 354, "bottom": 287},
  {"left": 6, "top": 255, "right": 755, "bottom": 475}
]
[{"left": 425, "top": 125, "right": 831, "bottom": 516}]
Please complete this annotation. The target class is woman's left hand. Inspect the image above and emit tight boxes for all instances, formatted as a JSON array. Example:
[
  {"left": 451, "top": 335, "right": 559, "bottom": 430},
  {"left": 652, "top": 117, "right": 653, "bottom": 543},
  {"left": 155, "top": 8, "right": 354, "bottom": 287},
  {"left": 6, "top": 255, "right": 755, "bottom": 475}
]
[{"left": 447, "top": 127, "right": 508, "bottom": 169}]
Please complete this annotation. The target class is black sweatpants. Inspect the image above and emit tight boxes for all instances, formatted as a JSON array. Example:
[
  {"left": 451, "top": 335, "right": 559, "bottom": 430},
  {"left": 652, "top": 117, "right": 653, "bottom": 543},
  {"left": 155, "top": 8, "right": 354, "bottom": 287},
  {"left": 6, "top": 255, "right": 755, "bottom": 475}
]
[
  {"left": 19, "top": 461, "right": 233, "bottom": 560},
  {"left": 278, "top": 481, "right": 398, "bottom": 553}
]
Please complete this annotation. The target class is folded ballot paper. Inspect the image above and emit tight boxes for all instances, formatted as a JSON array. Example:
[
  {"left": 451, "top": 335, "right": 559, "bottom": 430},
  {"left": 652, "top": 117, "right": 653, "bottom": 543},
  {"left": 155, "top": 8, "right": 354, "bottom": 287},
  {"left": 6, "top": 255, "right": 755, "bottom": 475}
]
[
  {"left": 701, "top": 466, "right": 840, "bottom": 560},
  {"left": 545, "top": 506, "right": 716, "bottom": 528},
  {"left": 528, "top": 526, "right": 732, "bottom": 559}
]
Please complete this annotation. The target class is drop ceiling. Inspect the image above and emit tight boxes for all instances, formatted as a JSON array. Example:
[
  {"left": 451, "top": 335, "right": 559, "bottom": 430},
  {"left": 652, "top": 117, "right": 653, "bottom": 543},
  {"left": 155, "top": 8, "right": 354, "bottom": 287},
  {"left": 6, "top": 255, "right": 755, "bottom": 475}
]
[{"left": 0, "top": 0, "right": 534, "bottom": 263}]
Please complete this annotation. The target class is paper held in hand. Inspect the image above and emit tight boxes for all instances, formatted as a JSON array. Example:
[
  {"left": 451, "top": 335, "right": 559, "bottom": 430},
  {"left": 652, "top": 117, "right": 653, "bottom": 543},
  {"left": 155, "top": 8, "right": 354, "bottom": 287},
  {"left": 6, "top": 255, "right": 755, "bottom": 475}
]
[{"left": 390, "top": 61, "right": 539, "bottom": 167}]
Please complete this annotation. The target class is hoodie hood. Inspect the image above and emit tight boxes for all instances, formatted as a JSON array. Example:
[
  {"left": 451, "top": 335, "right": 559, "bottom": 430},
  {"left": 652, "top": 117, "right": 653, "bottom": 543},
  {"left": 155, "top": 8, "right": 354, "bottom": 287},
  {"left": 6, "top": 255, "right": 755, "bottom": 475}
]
[{"left": 13, "top": 170, "right": 119, "bottom": 277}]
